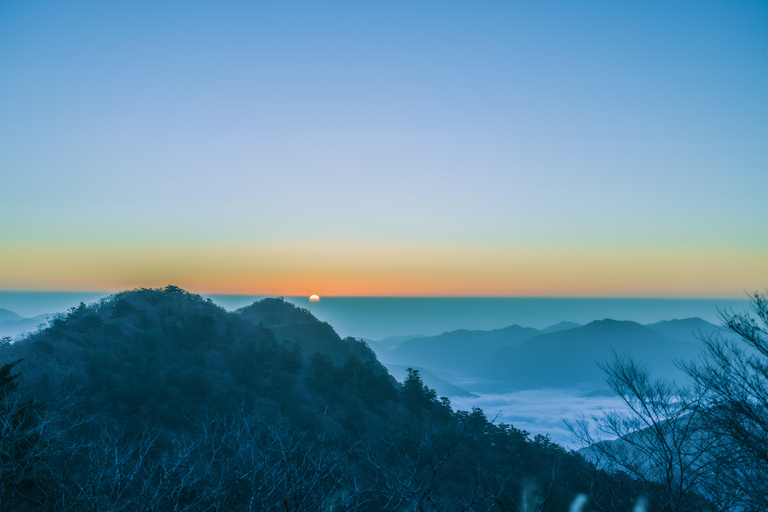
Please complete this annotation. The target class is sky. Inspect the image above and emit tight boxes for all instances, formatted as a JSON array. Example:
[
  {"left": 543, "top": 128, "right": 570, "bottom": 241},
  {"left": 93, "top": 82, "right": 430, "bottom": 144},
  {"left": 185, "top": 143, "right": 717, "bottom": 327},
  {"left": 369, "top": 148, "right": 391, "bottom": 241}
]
[{"left": 1, "top": 0, "right": 767, "bottom": 297}]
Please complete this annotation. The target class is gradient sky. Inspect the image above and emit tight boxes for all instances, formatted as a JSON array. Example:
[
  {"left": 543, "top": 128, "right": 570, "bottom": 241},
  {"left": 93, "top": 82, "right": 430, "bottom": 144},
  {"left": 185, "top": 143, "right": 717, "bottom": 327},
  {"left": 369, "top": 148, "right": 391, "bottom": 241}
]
[{"left": 1, "top": 0, "right": 766, "bottom": 296}]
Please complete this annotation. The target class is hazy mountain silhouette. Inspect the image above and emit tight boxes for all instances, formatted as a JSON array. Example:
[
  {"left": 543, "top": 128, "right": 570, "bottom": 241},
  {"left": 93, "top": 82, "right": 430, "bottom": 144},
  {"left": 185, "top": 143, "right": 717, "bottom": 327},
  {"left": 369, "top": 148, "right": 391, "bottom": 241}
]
[
  {"left": 542, "top": 321, "right": 582, "bottom": 333},
  {"left": 0, "top": 313, "right": 55, "bottom": 338},
  {"left": 0, "top": 308, "right": 23, "bottom": 322},
  {"left": 644, "top": 317, "right": 723, "bottom": 344},
  {"left": 377, "top": 334, "right": 425, "bottom": 350},
  {"left": 474, "top": 319, "right": 704, "bottom": 390},
  {"left": 382, "top": 325, "right": 541, "bottom": 375}
]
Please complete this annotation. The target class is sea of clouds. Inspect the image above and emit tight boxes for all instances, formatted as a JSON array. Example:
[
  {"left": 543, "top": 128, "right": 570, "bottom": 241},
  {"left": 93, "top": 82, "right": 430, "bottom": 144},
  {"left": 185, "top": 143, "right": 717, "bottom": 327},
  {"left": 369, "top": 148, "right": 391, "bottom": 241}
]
[{"left": 450, "top": 388, "right": 628, "bottom": 448}]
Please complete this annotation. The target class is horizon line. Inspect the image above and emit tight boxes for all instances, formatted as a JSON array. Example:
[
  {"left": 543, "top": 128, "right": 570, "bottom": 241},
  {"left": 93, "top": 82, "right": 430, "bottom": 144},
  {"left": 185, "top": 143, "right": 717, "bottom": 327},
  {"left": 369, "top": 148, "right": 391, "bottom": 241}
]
[{"left": 0, "top": 288, "right": 753, "bottom": 301}]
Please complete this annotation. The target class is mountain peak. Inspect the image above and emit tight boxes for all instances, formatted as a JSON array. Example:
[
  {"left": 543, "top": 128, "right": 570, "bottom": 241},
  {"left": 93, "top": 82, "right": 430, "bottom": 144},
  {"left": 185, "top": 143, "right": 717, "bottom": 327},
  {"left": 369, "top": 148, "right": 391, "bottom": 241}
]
[
  {"left": 236, "top": 297, "right": 320, "bottom": 328},
  {"left": 582, "top": 319, "right": 645, "bottom": 330},
  {"left": 645, "top": 317, "right": 723, "bottom": 344},
  {"left": 0, "top": 308, "right": 24, "bottom": 323},
  {"left": 541, "top": 321, "right": 581, "bottom": 333}
]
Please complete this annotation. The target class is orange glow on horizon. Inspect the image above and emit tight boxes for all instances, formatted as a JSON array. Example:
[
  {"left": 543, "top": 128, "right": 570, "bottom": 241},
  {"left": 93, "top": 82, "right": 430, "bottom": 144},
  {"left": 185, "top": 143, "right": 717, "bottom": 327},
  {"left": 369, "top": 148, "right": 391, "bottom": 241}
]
[{"left": 0, "top": 242, "right": 765, "bottom": 298}]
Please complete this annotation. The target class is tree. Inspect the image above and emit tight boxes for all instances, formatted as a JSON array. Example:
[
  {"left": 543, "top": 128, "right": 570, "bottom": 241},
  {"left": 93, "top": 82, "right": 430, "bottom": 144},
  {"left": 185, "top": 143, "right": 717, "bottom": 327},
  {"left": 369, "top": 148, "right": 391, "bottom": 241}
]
[
  {"left": 0, "top": 360, "right": 45, "bottom": 511},
  {"left": 402, "top": 368, "right": 441, "bottom": 417},
  {"left": 361, "top": 407, "right": 500, "bottom": 512},
  {"left": 572, "top": 291, "right": 768, "bottom": 512},
  {"left": 0, "top": 361, "right": 97, "bottom": 512},
  {"left": 681, "top": 291, "right": 768, "bottom": 510},
  {"left": 568, "top": 353, "right": 724, "bottom": 512}
]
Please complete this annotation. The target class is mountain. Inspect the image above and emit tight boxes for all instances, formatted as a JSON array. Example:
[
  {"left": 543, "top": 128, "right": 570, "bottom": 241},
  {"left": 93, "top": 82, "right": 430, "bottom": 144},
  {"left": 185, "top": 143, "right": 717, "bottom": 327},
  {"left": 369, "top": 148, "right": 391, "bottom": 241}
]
[
  {"left": 0, "top": 286, "right": 637, "bottom": 512},
  {"left": 236, "top": 297, "right": 377, "bottom": 366},
  {"left": 360, "top": 337, "right": 390, "bottom": 358},
  {"left": 382, "top": 325, "right": 541, "bottom": 375},
  {"left": 645, "top": 317, "right": 723, "bottom": 344},
  {"left": 4, "top": 287, "right": 394, "bottom": 431},
  {"left": 542, "top": 321, "right": 582, "bottom": 333},
  {"left": 0, "top": 313, "right": 54, "bottom": 339},
  {"left": 474, "top": 319, "right": 703, "bottom": 390},
  {"left": 377, "top": 334, "right": 425, "bottom": 350},
  {"left": 0, "top": 308, "right": 23, "bottom": 322},
  {"left": 384, "top": 364, "right": 477, "bottom": 398}
]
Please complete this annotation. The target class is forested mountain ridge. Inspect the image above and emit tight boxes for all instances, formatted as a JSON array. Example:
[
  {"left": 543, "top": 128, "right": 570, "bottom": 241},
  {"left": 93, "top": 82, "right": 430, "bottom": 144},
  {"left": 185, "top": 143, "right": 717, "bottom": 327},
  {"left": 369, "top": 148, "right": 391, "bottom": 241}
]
[
  {"left": 236, "top": 297, "right": 379, "bottom": 366},
  {"left": 4, "top": 286, "right": 394, "bottom": 433},
  {"left": 0, "top": 286, "right": 706, "bottom": 511}
]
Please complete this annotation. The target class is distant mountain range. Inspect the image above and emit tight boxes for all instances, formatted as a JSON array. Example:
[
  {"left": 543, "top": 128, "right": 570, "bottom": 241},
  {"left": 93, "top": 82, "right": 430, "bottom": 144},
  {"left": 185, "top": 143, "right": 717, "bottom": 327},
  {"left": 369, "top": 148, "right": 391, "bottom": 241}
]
[
  {"left": 0, "top": 310, "right": 55, "bottom": 338},
  {"left": 474, "top": 319, "right": 710, "bottom": 390},
  {"left": 2, "top": 298, "right": 727, "bottom": 396},
  {"left": 542, "top": 321, "right": 582, "bottom": 333},
  {"left": 645, "top": 317, "right": 725, "bottom": 344},
  {"left": 0, "top": 308, "right": 23, "bottom": 322},
  {"left": 377, "top": 334, "right": 425, "bottom": 349},
  {"left": 380, "top": 325, "right": 540, "bottom": 375},
  {"left": 373, "top": 317, "right": 724, "bottom": 392}
]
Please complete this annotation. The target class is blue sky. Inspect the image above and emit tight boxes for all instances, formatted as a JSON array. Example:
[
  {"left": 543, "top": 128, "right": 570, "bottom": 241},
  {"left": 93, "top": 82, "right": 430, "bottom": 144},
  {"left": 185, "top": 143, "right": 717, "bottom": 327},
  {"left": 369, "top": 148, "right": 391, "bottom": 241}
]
[{"left": 1, "top": 1, "right": 766, "bottom": 295}]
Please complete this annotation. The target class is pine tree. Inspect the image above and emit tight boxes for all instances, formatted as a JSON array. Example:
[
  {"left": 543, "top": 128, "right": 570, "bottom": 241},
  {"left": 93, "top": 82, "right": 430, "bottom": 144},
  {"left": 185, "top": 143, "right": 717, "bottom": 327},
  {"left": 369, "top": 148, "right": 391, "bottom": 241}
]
[{"left": 0, "top": 361, "right": 44, "bottom": 512}]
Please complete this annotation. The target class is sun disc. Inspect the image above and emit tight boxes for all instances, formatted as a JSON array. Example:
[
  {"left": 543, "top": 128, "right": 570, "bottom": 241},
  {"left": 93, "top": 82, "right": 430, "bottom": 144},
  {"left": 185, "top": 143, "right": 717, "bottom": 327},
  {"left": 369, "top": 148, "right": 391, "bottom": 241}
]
[{"left": 309, "top": 295, "right": 320, "bottom": 301}]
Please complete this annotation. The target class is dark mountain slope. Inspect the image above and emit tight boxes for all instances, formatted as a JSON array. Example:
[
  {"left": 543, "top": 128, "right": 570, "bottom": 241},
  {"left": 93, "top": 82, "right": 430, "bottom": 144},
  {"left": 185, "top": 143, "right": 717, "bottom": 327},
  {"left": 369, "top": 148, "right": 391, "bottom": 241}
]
[
  {"left": 384, "top": 324, "right": 541, "bottom": 374},
  {"left": 0, "top": 287, "right": 704, "bottom": 512},
  {"left": 360, "top": 337, "right": 389, "bottom": 358},
  {"left": 6, "top": 287, "right": 393, "bottom": 433},
  {"left": 475, "top": 319, "right": 703, "bottom": 389},
  {"left": 384, "top": 364, "right": 477, "bottom": 398},
  {"left": 237, "top": 297, "right": 377, "bottom": 366}
]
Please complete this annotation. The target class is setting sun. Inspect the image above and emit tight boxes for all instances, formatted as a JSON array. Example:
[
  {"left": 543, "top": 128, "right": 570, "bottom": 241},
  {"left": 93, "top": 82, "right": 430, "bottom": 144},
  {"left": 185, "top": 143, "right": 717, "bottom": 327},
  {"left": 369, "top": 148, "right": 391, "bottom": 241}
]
[{"left": 309, "top": 295, "right": 320, "bottom": 301}]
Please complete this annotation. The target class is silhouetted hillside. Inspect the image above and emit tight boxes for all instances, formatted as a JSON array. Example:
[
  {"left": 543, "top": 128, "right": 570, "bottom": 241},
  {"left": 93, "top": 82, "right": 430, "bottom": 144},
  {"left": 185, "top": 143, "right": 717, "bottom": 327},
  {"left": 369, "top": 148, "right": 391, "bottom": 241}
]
[
  {"left": 4, "top": 287, "right": 396, "bottom": 433},
  {"left": 384, "top": 364, "right": 477, "bottom": 398},
  {"left": 237, "top": 297, "right": 379, "bottom": 366},
  {"left": 0, "top": 286, "right": 662, "bottom": 511},
  {"left": 360, "top": 337, "right": 389, "bottom": 358}
]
